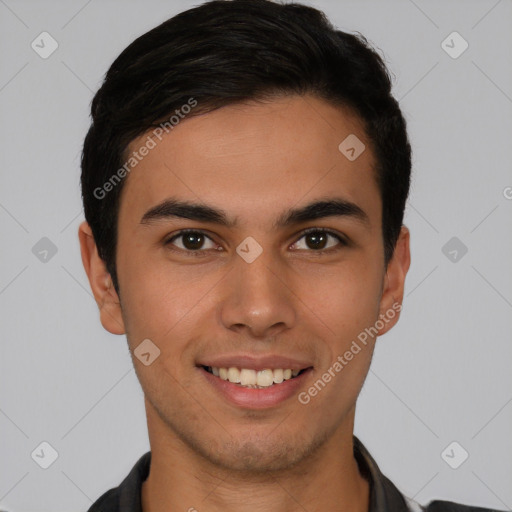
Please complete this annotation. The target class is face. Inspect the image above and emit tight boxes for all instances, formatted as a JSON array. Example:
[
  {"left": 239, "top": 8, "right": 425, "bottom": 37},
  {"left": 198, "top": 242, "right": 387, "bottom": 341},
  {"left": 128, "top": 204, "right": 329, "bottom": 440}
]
[{"left": 80, "top": 94, "right": 410, "bottom": 474}]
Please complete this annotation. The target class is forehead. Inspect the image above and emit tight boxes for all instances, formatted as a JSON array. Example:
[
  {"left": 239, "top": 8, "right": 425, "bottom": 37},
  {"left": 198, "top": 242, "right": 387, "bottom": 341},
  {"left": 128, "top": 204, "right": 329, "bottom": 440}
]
[{"left": 119, "top": 95, "right": 380, "bottom": 230}]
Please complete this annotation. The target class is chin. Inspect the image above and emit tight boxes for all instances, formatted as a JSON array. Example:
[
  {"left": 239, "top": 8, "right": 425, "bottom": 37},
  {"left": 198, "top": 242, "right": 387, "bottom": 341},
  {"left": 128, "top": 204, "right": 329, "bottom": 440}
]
[{"left": 191, "top": 426, "right": 332, "bottom": 476}]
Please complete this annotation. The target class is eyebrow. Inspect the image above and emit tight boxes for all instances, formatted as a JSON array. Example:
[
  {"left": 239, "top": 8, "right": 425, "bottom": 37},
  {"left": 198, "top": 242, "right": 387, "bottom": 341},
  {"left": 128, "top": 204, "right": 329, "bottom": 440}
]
[{"left": 140, "top": 197, "right": 370, "bottom": 230}]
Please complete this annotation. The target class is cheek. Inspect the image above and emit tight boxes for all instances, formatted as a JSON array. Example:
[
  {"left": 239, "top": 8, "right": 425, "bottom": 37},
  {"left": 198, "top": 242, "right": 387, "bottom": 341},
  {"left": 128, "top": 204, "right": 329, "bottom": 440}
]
[
  {"left": 297, "top": 261, "right": 382, "bottom": 335},
  {"left": 295, "top": 263, "right": 382, "bottom": 396},
  {"left": 117, "top": 247, "right": 221, "bottom": 353}
]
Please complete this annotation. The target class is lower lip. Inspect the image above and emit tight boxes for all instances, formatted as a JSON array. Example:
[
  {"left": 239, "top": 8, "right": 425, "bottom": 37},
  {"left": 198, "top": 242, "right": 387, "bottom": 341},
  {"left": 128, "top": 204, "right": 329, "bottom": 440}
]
[{"left": 198, "top": 367, "right": 312, "bottom": 409}]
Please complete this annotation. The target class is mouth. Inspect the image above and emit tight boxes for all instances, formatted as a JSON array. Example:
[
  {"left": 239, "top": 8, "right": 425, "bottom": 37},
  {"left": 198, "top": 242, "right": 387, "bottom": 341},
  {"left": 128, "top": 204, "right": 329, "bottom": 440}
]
[
  {"left": 200, "top": 365, "right": 311, "bottom": 388},
  {"left": 197, "top": 363, "right": 313, "bottom": 409}
]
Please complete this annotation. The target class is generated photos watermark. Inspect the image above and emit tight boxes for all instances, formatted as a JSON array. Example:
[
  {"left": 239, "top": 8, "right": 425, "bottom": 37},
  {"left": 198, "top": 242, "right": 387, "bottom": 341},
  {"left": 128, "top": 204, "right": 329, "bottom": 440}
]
[
  {"left": 298, "top": 302, "right": 402, "bottom": 405},
  {"left": 93, "top": 97, "right": 198, "bottom": 200}
]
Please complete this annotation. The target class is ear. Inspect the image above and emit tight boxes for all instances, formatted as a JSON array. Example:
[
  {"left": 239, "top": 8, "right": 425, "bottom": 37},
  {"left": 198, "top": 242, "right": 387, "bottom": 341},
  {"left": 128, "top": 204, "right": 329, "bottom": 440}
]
[
  {"left": 377, "top": 225, "right": 411, "bottom": 336},
  {"left": 78, "top": 221, "right": 125, "bottom": 335}
]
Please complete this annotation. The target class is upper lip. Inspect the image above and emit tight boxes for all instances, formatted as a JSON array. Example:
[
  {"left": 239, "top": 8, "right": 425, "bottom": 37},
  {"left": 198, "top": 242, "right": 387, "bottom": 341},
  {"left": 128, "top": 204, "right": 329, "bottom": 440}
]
[{"left": 197, "top": 354, "right": 313, "bottom": 371}]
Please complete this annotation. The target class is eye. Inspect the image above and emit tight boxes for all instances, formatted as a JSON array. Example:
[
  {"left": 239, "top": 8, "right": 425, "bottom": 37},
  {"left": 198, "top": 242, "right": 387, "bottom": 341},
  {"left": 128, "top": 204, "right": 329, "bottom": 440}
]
[
  {"left": 164, "top": 227, "right": 347, "bottom": 256},
  {"left": 165, "top": 229, "right": 218, "bottom": 253},
  {"left": 291, "top": 228, "right": 347, "bottom": 253}
]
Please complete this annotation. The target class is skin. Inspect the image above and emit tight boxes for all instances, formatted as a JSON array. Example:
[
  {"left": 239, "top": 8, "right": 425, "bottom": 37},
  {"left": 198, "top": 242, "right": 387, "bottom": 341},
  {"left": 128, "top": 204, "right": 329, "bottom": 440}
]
[{"left": 79, "top": 94, "right": 410, "bottom": 512}]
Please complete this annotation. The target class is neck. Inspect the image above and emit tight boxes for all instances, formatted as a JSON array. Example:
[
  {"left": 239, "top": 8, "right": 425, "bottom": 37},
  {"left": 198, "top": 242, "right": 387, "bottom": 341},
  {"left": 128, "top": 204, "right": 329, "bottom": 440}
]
[{"left": 141, "top": 402, "right": 369, "bottom": 512}]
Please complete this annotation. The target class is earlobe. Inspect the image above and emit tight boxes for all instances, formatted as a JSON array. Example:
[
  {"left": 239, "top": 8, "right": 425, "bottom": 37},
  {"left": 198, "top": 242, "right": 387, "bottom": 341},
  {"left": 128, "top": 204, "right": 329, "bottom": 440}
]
[
  {"left": 377, "top": 225, "right": 411, "bottom": 336},
  {"left": 78, "top": 221, "right": 126, "bottom": 335}
]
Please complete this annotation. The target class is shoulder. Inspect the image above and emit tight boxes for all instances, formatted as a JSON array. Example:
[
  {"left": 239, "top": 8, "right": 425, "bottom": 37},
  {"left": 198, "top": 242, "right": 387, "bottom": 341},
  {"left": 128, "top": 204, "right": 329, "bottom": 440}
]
[
  {"left": 425, "top": 499, "right": 506, "bottom": 512},
  {"left": 405, "top": 493, "right": 504, "bottom": 512},
  {"left": 87, "top": 487, "right": 119, "bottom": 512},
  {"left": 86, "top": 451, "right": 151, "bottom": 512}
]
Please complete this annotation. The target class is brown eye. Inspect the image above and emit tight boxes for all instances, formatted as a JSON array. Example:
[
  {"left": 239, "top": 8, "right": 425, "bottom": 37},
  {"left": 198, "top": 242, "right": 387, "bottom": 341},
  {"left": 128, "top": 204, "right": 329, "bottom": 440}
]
[
  {"left": 166, "top": 230, "right": 217, "bottom": 252},
  {"left": 304, "top": 231, "right": 329, "bottom": 250},
  {"left": 292, "top": 229, "right": 346, "bottom": 252}
]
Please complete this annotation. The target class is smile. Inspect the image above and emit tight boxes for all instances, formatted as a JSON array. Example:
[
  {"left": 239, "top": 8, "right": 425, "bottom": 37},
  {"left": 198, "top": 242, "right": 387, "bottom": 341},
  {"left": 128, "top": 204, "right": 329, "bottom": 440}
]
[
  {"left": 202, "top": 366, "right": 308, "bottom": 388},
  {"left": 198, "top": 364, "right": 313, "bottom": 409}
]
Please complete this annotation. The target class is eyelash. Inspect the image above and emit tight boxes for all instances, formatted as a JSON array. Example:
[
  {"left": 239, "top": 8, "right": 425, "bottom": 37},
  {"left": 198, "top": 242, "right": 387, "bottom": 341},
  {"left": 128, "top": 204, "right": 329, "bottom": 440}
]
[{"left": 164, "top": 227, "right": 347, "bottom": 257}]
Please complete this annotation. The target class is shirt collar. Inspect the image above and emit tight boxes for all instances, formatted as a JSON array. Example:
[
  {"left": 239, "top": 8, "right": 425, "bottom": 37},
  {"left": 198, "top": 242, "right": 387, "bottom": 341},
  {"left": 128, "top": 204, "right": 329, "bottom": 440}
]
[
  {"left": 353, "top": 435, "right": 416, "bottom": 511},
  {"left": 92, "top": 436, "right": 413, "bottom": 512}
]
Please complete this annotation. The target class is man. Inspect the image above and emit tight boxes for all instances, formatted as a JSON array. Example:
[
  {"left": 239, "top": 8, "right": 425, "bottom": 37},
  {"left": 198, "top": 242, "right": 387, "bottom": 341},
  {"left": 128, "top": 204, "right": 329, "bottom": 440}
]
[{"left": 78, "top": 1, "right": 503, "bottom": 510}]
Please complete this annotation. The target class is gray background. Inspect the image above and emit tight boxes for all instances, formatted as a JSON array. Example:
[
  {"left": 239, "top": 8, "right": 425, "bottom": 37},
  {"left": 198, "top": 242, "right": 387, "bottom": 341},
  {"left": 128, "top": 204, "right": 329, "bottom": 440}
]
[{"left": 1, "top": 0, "right": 511, "bottom": 511}]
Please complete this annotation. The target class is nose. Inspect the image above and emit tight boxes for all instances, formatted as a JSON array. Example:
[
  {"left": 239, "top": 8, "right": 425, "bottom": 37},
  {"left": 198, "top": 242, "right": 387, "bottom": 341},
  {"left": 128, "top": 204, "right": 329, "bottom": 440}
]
[{"left": 219, "top": 246, "right": 296, "bottom": 339}]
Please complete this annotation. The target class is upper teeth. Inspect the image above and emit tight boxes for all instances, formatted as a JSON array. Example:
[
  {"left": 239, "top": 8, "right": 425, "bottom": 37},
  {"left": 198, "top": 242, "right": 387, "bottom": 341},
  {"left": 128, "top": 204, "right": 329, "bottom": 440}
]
[{"left": 211, "top": 367, "right": 300, "bottom": 387}]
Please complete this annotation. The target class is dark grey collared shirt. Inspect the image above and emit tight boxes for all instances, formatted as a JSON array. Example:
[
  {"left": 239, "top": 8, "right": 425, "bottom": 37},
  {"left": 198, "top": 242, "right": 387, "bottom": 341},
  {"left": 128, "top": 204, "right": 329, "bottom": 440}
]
[{"left": 87, "top": 436, "right": 503, "bottom": 512}]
